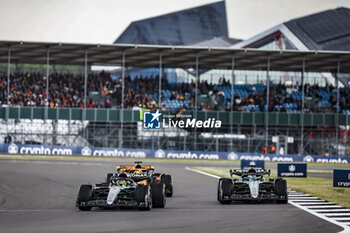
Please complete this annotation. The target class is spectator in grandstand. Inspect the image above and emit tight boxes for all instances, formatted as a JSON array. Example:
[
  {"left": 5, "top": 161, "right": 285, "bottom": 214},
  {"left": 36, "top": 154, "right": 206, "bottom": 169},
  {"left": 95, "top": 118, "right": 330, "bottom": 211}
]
[{"left": 1, "top": 71, "right": 349, "bottom": 114}]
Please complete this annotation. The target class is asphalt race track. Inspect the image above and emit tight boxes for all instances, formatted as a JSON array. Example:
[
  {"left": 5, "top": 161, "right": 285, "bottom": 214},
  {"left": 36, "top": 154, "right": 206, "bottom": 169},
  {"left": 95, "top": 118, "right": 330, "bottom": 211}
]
[{"left": 0, "top": 158, "right": 344, "bottom": 233}]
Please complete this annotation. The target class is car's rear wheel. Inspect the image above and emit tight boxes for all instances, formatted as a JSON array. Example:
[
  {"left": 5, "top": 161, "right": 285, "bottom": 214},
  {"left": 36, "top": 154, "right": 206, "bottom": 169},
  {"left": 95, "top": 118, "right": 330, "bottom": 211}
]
[
  {"left": 151, "top": 183, "right": 166, "bottom": 208},
  {"left": 274, "top": 178, "right": 288, "bottom": 204},
  {"left": 218, "top": 178, "right": 232, "bottom": 204},
  {"left": 161, "top": 174, "right": 173, "bottom": 197},
  {"left": 136, "top": 185, "right": 152, "bottom": 211},
  {"left": 77, "top": 185, "right": 92, "bottom": 211}
]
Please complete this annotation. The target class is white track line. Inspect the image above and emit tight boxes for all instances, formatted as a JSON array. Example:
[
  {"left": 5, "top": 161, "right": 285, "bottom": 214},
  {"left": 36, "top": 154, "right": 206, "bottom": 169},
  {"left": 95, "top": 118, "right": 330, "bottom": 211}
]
[
  {"left": 186, "top": 167, "right": 350, "bottom": 233},
  {"left": 325, "top": 213, "right": 350, "bottom": 217},
  {"left": 0, "top": 210, "right": 73, "bottom": 212},
  {"left": 185, "top": 167, "right": 221, "bottom": 179},
  {"left": 317, "top": 209, "right": 350, "bottom": 213}
]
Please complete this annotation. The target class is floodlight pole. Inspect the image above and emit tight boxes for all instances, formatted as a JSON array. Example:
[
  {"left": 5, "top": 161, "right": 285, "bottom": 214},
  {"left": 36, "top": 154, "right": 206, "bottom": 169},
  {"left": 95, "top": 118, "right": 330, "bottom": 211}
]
[
  {"left": 194, "top": 54, "right": 199, "bottom": 150},
  {"left": 231, "top": 55, "right": 235, "bottom": 150},
  {"left": 336, "top": 59, "right": 340, "bottom": 157},
  {"left": 265, "top": 55, "right": 270, "bottom": 151},
  {"left": 119, "top": 50, "right": 125, "bottom": 148},
  {"left": 300, "top": 56, "right": 305, "bottom": 156},
  {"left": 45, "top": 46, "right": 50, "bottom": 120}
]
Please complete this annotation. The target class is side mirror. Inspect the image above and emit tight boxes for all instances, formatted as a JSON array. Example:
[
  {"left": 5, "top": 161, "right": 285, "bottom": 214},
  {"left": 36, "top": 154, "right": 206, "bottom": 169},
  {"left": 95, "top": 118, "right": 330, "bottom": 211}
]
[{"left": 229, "top": 169, "right": 235, "bottom": 177}]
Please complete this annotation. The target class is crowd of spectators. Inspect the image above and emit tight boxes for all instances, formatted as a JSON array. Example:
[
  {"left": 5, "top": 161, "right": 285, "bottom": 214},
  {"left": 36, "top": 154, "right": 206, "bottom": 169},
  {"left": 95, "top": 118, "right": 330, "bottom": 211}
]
[{"left": 0, "top": 71, "right": 349, "bottom": 113}]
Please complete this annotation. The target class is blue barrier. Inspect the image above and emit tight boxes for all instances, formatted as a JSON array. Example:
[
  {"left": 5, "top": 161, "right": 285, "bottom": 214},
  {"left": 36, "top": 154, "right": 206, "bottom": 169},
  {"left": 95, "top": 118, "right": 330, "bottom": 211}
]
[
  {"left": 277, "top": 163, "right": 307, "bottom": 177},
  {"left": 333, "top": 169, "right": 350, "bottom": 187},
  {"left": 1, "top": 143, "right": 350, "bottom": 164}
]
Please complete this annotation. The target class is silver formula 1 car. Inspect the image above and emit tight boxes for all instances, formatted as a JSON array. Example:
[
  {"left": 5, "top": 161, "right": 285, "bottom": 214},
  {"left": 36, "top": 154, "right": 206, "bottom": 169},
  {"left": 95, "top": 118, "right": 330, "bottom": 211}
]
[
  {"left": 217, "top": 162, "right": 288, "bottom": 204},
  {"left": 76, "top": 173, "right": 166, "bottom": 211}
]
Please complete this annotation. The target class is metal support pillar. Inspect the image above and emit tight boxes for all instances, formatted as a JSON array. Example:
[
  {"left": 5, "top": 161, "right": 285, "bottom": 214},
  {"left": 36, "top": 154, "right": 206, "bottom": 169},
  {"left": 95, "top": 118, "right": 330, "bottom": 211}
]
[
  {"left": 194, "top": 54, "right": 199, "bottom": 150},
  {"left": 336, "top": 59, "right": 340, "bottom": 157},
  {"left": 6, "top": 45, "right": 11, "bottom": 137},
  {"left": 119, "top": 50, "right": 126, "bottom": 148},
  {"left": 300, "top": 56, "right": 305, "bottom": 155},
  {"left": 265, "top": 56, "right": 270, "bottom": 150},
  {"left": 230, "top": 55, "right": 235, "bottom": 150},
  {"left": 158, "top": 52, "right": 162, "bottom": 148},
  {"left": 45, "top": 46, "right": 50, "bottom": 119},
  {"left": 83, "top": 48, "right": 88, "bottom": 144},
  {"left": 158, "top": 52, "right": 162, "bottom": 107}
]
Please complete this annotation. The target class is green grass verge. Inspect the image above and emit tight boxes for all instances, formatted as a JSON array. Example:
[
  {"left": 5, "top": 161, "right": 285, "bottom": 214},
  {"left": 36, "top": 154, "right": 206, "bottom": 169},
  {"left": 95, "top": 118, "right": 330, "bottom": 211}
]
[
  {"left": 190, "top": 166, "right": 350, "bottom": 209},
  {"left": 0, "top": 154, "right": 349, "bottom": 168},
  {"left": 0, "top": 154, "right": 241, "bottom": 165}
]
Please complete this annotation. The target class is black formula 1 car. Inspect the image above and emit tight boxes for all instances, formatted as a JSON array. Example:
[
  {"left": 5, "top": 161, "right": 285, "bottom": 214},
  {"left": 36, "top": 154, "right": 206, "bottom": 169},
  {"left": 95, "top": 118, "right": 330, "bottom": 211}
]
[
  {"left": 106, "top": 162, "right": 173, "bottom": 197},
  {"left": 217, "top": 163, "right": 288, "bottom": 204},
  {"left": 76, "top": 173, "right": 166, "bottom": 211}
]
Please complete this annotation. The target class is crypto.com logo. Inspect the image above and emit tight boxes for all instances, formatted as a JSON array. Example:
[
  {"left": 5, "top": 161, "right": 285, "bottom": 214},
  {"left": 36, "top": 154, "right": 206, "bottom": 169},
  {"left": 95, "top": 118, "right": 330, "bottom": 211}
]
[{"left": 288, "top": 165, "right": 296, "bottom": 172}]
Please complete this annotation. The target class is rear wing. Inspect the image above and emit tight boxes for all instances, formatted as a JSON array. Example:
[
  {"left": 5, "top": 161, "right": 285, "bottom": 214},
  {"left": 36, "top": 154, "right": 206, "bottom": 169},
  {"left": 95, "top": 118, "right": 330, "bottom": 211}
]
[
  {"left": 230, "top": 168, "right": 271, "bottom": 177},
  {"left": 116, "top": 165, "right": 155, "bottom": 173}
]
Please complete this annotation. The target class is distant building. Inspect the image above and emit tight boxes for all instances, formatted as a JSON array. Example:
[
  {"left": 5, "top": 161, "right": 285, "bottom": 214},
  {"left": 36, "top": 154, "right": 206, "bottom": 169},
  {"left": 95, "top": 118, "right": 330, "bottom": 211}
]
[
  {"left": 114, "top": 1, "right": 241, "bottom": 46},
  {"left": 233, "top": 7, "right": 350, "bottom": 51}
]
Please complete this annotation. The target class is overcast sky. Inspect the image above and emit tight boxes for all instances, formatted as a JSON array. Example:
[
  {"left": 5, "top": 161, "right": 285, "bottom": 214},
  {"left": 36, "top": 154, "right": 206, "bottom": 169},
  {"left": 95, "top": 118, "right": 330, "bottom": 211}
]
[{"left": 0, "top": 0, "right": 349, "bottom": 44}]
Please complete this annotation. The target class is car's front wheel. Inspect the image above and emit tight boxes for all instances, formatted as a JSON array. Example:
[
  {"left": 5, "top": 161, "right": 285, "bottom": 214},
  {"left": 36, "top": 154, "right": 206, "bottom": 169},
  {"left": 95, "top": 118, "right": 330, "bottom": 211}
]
[
  {"left": 218, "top": 178, "right": 233, "bottom": 204},
  {"left": 136, "top": 185, "right": 152, "bottom": 211},
  {"left": 77, "top": 184, "right": 93, "bottom": 211},
  {"left": 274, "top": 178, "right": 288, "bottom": 204}
]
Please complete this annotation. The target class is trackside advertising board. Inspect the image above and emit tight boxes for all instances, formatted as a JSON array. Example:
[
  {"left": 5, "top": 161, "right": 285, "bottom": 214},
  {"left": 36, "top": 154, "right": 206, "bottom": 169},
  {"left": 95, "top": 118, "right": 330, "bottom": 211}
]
[
  {"left": 277, "top": 163, "right": 307, "bottom": 177},
  {"left": 1, "top": 144, "right": 350, "bottom": 164},
  {"left": 333, "top": 169, "right": 350, "bottom": 187},
  {"left": 241, "top": 160, "right": 265, "bottom": 169}
]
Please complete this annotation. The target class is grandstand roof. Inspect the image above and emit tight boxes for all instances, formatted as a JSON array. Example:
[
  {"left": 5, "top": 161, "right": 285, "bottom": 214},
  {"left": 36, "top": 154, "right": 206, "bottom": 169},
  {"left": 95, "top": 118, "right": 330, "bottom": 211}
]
[
  {"left": 284, "top": 7, "right": 350, "bottom": 51},
  {"left": 0, "top": 40, "right": 349, "bottom": 73},
  {"left": 233, "top": 7, "right": 350, "bottom": 52},
  {"left": 114, "top": 1, "right": 228, "bottom": 45}
]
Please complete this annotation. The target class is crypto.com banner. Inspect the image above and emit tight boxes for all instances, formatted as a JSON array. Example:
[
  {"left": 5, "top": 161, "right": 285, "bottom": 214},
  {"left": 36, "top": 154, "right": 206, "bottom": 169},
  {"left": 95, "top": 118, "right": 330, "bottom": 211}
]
[{"left": 1, "top": 143, "right": 349, "bottom": 164}]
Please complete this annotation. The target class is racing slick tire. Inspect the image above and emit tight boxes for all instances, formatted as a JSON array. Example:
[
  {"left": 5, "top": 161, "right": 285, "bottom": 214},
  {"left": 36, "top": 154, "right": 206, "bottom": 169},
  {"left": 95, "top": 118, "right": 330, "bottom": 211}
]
[
  {"left": 136, "top": 185, "right": 152, "bottom": 211},
  {"left": 274, "top": 178, "right": 288, "bottom": 204},
  {"left": 161, "top": 174, "right": 173, "bottom": 197},
  {"left": 106, "top": 173, "right": 115, "bottom": 183},
  {"left": 77, "top": 185, "right": 93, "bottom": 211},
  {"left": 218, "top": 178, "right": 233, "bottom": 204},
  {"left": 151, "top": 183, "right": 166, "bottom": 208}
]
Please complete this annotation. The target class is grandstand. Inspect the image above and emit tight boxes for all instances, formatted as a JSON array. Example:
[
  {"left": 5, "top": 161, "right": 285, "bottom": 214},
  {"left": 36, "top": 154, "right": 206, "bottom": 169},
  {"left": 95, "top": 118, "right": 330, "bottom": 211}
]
[{"left": 0, "top": 3, "right": 350, "bottom": 158}]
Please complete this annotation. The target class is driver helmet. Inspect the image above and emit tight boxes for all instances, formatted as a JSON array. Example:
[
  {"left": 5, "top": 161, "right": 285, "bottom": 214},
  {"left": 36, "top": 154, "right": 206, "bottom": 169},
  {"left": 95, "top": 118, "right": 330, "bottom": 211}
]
[
  {"left": 249, "top": 161, "right": 256, "bottom": 167},
  {"left": 118, "top": 173, "right": 128, "bottom": 178}
]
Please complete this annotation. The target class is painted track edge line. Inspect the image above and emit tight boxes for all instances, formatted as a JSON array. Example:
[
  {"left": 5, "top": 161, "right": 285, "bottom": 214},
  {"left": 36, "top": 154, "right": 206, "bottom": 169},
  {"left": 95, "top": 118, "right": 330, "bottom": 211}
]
[
  {"left": 186, "top": 167, "right": 349, "bottom": 233},
  {"left": 185, "top": 167, "right": 221, "bottom": 179},
  {"left": 288, "top": 201, "right": 349, "bottom": 233}
]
